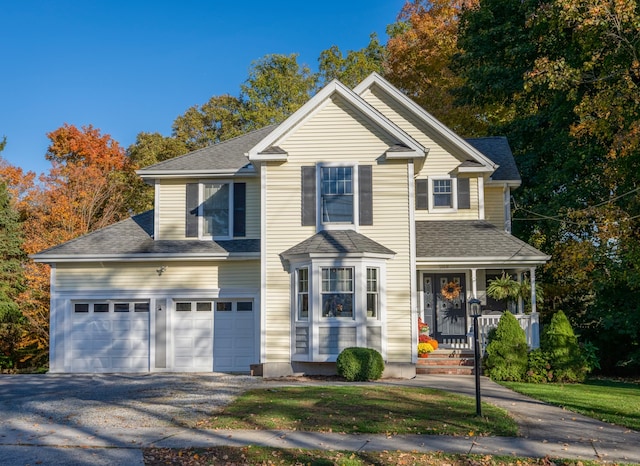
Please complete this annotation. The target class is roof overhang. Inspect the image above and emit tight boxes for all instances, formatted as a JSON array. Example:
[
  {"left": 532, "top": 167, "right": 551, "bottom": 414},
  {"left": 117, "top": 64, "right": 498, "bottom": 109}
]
[
  {"left": 137, "top": 166, "right": 257, "bottom": 180},
  {"left": 247, "top": 79, "right": 425, "bottom": 162},
  {"left": 31, "top": 252, "right": 261, "bottom": 264},
  {"left": 416, "top": 256, "right": 550, "bottom": 269},
  {"left": 354, "top": 73, "right": 498, "bottom": 172}
]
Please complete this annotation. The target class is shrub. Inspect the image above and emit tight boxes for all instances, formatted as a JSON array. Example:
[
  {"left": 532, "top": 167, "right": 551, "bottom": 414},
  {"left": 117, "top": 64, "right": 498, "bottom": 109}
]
[
  {"left": 336, "top": 347, "right": 384, "bottom": 381},
  {"left": 541, "top": 310, "right": 592, "bottom": 383},
  {"left": 525, "top": 348, "right": 553, "bottom": 383},
  {"left": 483, "top": 311, "right": 528, "bottom": 381}
]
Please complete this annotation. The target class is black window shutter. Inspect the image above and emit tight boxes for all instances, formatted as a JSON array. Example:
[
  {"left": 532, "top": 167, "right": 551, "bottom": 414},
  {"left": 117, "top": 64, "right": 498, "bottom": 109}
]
[
  {"left": 458, "top": 178, "right": 471, "bottom": 209},
  {"left": 359, "top": 165, "right": 373, "bottom": 225},
  {"left": 301, "top": 166, "right": 316, "bottom": 226},
  {"left": 415, "top": 179, "right": 428, "bottom": 210},
  {"left": 233, "top": 182, "right": 246, "bottom": 237},
  {"left": 185, "top": 183, "right": 199, "bottom": 238}
]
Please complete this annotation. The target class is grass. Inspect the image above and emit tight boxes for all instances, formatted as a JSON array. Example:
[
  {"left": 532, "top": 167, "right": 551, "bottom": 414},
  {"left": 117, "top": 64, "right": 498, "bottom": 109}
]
[
  {"left": 501, "top": 378, "right": 640, "bottom": 431},
  {"left": 198, "top": 385, "right": 518, "bottom": 437},
  {"left": 143, "top": 446, "right": 608, "bottom": 466}
]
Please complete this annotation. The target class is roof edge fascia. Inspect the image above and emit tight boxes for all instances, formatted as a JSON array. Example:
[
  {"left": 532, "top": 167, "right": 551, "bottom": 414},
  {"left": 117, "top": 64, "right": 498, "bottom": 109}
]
[
  {"left": 247, "top": 79, "right": 425, "bottom": 160},
  {"left": 354, "top": 73, "right": 497, "bottom": 170},
  {"left": 137, "top": 167, "right": 257, "bottom": 179},
  {"left": 416, "top": 256, "right": 551, "bottom": 267},
  {"left": 30, "top": 252, "right": 261, "bottom": 263},
  {"left": 281, "top": 251, "right": 396, "bottom": 262}
]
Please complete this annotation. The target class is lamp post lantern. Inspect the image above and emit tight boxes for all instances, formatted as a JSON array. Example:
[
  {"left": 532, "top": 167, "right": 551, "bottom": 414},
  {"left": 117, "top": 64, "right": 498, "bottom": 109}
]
[{"left": 469, "top": 298, "right": 482, "bottom": 417}]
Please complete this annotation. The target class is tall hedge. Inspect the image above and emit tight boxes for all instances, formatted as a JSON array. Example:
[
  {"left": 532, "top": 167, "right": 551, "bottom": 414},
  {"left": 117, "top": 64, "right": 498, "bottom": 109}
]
[
  {"left": 484, "top": 312, "right": 528, "bottom": 381},
  {"left": 541, "top": 310, "right": 590, "bottom": 383}
]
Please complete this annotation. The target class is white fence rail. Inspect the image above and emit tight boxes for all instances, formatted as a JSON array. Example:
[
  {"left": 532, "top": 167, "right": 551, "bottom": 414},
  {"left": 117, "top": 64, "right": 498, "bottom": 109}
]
[{"left": 477, "top": 313, "right": 540, "bottom": 354}]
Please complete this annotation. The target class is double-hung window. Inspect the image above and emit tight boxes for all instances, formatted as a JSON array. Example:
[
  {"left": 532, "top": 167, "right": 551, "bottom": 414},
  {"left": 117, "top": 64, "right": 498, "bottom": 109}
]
[
  {"left": 321, "top": 267, "right": 353, "bottom": 318},
  {"left": 186, "top": 181, "right": 246, "bottom": 239},
  {"left": 321, "top": 167, "right": 353, "bottom": 224},
  {"left": 297, "top": 267, "right": 309, "bottom": 320},
  {"left": 432, "top": 179, "right": 453, "bottom": 208},
  {"left": 202, "top": 182, "right": 230, "bottom": 237},
  {"left": 366, "top": 267, "right": 379, "bottom": 318}
]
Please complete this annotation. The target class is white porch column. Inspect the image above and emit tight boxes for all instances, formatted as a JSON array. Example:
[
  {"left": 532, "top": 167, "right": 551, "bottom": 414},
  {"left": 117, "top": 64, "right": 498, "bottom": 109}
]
[
  {"left": 471, "top": 268, "right": 478, "bottom": 299},
  {"left": 530, "top": 267, "right": 537, "bottom": 314}
]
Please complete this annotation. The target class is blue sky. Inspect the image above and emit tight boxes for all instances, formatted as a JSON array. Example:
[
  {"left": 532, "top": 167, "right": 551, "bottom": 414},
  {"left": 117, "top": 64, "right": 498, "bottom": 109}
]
[{"left": 1, "top": 0, "right": 404, "bottom": 175}]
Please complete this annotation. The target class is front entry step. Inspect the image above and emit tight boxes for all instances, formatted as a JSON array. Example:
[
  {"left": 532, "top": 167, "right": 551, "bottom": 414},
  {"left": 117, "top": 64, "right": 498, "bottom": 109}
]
[{"left": 416, "top": 349, "right": 478, "bottom": 375}]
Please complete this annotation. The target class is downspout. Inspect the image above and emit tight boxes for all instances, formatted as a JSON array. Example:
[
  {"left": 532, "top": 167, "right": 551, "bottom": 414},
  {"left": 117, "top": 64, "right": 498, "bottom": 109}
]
[{"left": 408, "top": 161, "right": 418, "bottom": 364}]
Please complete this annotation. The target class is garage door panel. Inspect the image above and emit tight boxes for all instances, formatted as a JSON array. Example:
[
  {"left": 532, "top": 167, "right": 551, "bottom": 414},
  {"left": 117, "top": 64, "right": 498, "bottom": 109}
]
[
  {"left": 214, "top": 302, "right": 256, "bottom": 373},
  {"left": 69, "top": 302, "right": 150, "bottom": 373}
]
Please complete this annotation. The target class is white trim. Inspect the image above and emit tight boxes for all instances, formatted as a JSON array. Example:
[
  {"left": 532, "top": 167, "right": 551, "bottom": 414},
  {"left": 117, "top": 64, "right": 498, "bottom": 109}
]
[
  {"left": 317, "top": 162, "right": 359, "bottom": 231},
  {"left": 478, "top": 176, "right": 485, "bottom": 220},
  {"left": 154, "top": 180, "right": 160, "bottom": 239},
  {"left": 138, "top": 168, "right": 258, "bottom": 179},
  {"left": 354, "top": 72, "right": 496, "bottom": 170},
  {"left": 503, "top": 185, "right": 512, "bottom": 233},
  {"left": 33, "top": 253, "right": 260, "bottom": 263},
  {"left": 417, "top": 257, "right": 550, "bottom": 268},
  {"left": 247, "top": 80, "right": 425, "bottom": 161},
  {"left": 428, "top": 176, "right": 458, "bottom": 213},
  {"left": 408, "top": 162, "right": 418, "bottom": 363},
  {"left": 260, "top": 162, "right": 267, "bottom": 365}
]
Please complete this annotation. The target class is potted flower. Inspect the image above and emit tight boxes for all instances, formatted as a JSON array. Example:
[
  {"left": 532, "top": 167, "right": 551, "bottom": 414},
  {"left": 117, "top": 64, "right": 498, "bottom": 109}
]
[{"left": 418, "top": 342, "right": 435, "bottom": 357}]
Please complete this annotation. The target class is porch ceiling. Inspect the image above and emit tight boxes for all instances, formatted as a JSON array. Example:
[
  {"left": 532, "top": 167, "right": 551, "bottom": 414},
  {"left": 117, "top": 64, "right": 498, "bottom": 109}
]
[{"left": 415, "top": 220, "right": 550, "bottom": 268}]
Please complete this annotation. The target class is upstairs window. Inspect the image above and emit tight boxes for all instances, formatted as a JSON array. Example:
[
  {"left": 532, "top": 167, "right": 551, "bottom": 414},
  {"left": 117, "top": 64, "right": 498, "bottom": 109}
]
[
  {"left": 433, "top": 179, "right": 452, "bottom": 208},
  {"left": 203, "top": 182, "right": 230, "bottom": 237},
  {"left": 301, "top": 165, "right": 372, "bottom": 228},
  {"left": 321, "top": 167, "right": 353, "bottom": 224},
  {"left": 186, "top": 181, "right": 246, "bottom": 239}
]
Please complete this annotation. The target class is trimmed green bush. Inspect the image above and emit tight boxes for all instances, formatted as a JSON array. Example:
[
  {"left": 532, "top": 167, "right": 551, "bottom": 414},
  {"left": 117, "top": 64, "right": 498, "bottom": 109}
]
[
  {"left": 483, "top": 312, "right": 528, "bottom": 381},
  {"left": 336, "top": 347, "right": 384, "bottom": 381},
  {"left": 541, "top": 310, "right": 592, "bottom": 383},
  {"left": 525, "top": 348, "right": 553, "bottom": 383}
]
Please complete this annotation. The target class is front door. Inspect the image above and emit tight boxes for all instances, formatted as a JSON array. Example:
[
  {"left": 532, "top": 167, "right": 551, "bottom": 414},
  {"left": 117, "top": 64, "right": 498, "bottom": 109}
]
[{"left": 423, "top": 274, "right": 467, "bottom": 344}]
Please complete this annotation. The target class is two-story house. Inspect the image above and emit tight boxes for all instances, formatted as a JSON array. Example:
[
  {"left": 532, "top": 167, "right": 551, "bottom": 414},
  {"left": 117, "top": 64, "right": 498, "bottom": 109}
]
[{"left": 33, "top": 73, "right": 549, "bottom": 376}]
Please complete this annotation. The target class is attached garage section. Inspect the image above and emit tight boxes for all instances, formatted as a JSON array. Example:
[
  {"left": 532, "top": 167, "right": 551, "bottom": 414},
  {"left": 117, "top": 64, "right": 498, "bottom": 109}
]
[
  {"left": 69, "top": 301, "right": 150, "bottom": 372},
  {"left": 170, "top": 298, "right": 257, "bottom": 373},
  {"left": 213, "top": 300, "right": 256, "bottom": 372}
]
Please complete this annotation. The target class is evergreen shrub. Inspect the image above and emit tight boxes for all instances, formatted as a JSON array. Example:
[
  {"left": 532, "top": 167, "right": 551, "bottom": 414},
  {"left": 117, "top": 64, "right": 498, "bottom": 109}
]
[
  {"left": 541, "top": 310, "right": 592, "bottom": 383},
  {"left": 483, "top": 312, "right": 528, "bottom": 381},
  {"left": 336, "top": 347, "right": 384, "bottom": 381}
]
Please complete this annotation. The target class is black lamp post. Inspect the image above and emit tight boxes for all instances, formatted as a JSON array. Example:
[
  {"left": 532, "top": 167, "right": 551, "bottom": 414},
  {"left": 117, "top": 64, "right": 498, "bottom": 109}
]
[{"left": 469, "top": 298, "right": 482, "bottom": 417}]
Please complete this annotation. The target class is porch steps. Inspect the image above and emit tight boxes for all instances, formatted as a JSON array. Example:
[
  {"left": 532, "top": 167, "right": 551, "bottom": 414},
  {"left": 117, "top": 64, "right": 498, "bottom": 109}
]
[{"left": 416, "top": 349, "right": 478, "bottom": 375}]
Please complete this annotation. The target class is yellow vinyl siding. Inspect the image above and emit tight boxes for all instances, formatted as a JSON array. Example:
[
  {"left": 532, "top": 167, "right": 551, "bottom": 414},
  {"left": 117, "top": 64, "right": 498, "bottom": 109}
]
[
  {"left": 263, "top": 96, "right": 413, "bottom": 363},
  {"left": 157, "top": 179, "right": 186, "bottom": 240},
  {"left": 485, "top": 186, "right": 506, "bottom": 228},
  {"left": 156, "top": 177, "right": 260, "bottom": 240},
  {"left": 55, "top": 261, "right": 260, "bottom": 292}
]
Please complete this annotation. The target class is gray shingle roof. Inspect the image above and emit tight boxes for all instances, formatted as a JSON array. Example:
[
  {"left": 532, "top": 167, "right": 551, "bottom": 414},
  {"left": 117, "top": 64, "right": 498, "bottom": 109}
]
[
  {"left": 138, "top": 125, "right": 279, "bottom": 174},
  {"left": 32, "top": 210, "right": 260, "bottom": 261},
  {"left": 416, "top": 220, "right": 548, "bottom": 263},
  {"left": 465, "top": 137, "right": 521, "bottom": 182},
  {"left": 281, "top": 230, "right": 395, "bottom": 258}
]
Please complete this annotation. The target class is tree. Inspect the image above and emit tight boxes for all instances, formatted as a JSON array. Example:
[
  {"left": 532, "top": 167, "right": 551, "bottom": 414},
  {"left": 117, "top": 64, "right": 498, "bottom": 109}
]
[
  {"left": 318, "top": 34, "right": 386, "bottom": 88},
  {"left": 455, "top": 0, "right": 640, "bottom": 372},
  {"left": 241, "top": 54, "right": 317, "bottom": 129},
  {"left": 172, "top": 95, "right": 246, "bottom": 151},
  {"left": 0, "top": 181, "right": 26, "bottom": 369},
  {"left": 385, "top": 0, "right": 486, "bottom": 134}
]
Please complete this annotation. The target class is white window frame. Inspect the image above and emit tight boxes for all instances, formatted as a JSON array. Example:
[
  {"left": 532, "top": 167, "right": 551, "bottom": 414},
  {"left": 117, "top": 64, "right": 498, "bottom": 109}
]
[
  {"left": 317, "top": 163, "right": 359, "bottom": 229},
  {"left": 290, "top": 258, "right": 386, "bottom": 363},
  {"left": 428, "top": 176, "right": 458, "bottom": 212},
  {"left": 296, "top": 267, "right": 310, "bottom": 321},
  {"left": 199, "top": 180, "right": 234, "bottom": 240}
]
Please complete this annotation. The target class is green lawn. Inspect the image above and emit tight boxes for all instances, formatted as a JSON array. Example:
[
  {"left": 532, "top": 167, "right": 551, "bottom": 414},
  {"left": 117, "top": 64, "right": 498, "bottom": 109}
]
[
  {"left": 501, "top": 378, "right": 640, "bottom": 431},
  {"left": 200, "top": 385, "right": 518, "bottom": 437}
]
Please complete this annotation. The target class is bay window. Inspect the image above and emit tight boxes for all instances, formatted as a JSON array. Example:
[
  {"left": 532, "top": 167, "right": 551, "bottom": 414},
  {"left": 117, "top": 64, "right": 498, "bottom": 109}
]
[{"left": 321, "top": 267, "right": 353, "bottom": 318}]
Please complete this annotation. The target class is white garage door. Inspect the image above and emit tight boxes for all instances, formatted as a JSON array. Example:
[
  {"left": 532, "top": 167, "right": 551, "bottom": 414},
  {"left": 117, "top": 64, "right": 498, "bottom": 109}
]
[
  {"left": 214, "top": 300, "right": 256, "bottom": 373},
  {"left": 70, "top": 301, "right": 150, "bottom": 373},
  {"left": 172, "top": 301, "right": 214, "bottom": 371}
]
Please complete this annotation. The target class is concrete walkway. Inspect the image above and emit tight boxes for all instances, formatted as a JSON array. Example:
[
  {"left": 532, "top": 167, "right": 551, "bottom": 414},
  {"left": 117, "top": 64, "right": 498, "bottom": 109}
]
[{"left": 1, "top": 374, "right": 639, "bottom": 465}]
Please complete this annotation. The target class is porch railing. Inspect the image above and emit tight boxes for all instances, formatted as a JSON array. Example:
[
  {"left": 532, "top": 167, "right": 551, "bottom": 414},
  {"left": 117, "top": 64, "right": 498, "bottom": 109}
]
[{"left": 476, "top": 313, "right": 540, "bottom": 355}]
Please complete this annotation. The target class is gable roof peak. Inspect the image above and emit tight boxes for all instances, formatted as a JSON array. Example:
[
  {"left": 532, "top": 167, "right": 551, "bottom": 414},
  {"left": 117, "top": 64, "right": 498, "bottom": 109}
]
[
  {"left": 354, "top": 73, "right": 497, "bottom": 171},
  {"left": 246, "top": 77, "right": 425, "bottom": 161}
]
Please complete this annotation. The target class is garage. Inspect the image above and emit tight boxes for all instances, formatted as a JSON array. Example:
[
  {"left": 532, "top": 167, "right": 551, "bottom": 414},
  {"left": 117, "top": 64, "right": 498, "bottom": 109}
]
[
  {"left": 69, "top": 301, "right": 150, "bottom": 372},
  {"left": 213, "top": 300, "right": 256, "bottom": 373},
  {"left": 172, "top": 300, "right": 214, "bottom": 371}
]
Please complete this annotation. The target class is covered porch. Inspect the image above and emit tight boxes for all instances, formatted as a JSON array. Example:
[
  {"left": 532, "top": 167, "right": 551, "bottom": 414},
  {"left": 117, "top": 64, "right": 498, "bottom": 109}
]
[{"left": 415, "top": 220, "right": 550, "bottom": 357}]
